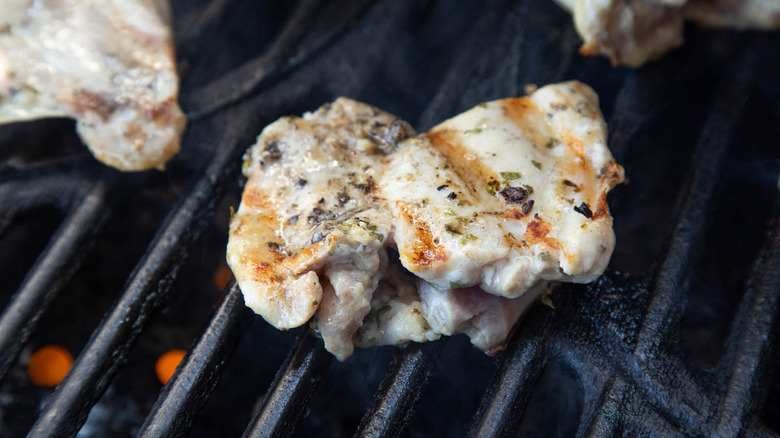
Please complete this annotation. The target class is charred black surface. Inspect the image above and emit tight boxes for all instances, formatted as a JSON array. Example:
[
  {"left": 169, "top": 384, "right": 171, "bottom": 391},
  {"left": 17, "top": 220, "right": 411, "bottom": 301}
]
[{"left": 0, "top": 0, "right": 779, "bottom": 437}]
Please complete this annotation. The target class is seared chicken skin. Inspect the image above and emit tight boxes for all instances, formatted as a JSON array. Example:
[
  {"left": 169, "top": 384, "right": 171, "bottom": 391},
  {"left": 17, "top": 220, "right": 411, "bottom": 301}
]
[
  {"left": 0, "top": 0, "right": 185, "bottom": 171},
  {"left": 228, "top": 82, "right": 624, "bottom": 360},
  {"left": 555, "top": 0, "right": 780, "bottom": 66}
]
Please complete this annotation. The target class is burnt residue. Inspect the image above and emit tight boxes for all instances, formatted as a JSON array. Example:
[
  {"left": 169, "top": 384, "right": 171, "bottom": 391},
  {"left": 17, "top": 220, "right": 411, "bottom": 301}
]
[
  {"left": 337, "top": 191, "right": 351, "bottom": 207},
  {"left": 263, "top": 140, "right": 282, "bottom": 160},
  {"left": 265, "top": 242, "right": 288, "bottom": 258},
  {"left": 353, "top": 176, "right": 376, "bottom": 194},
  {"left": 573, "top": 202, "right": 593, "bottom": 219},
  {"left": 499, "top": 186, "right": 529, "bottom": 204},
  {"left": 522, "top": 199, "right": 534, "bottom": 215},
  {"left": 72, "top": 90, "right": 118, "bottom": 121},
  {"left": 367, "top": 119, "right": 415, "bottom": 154},
  {"left": 437, "top": 185, "right": 449, "bottom": 191},
  {"left": 297, "top": 178, "right": 308, "bottom": 187},
  {"left": 447, "top": 192, "right": 457, "bottom": 200}
]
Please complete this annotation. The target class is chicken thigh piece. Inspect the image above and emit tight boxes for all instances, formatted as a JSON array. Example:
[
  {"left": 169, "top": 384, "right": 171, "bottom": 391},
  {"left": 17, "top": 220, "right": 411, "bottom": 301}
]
[
  {"left": 381, "top": 81, "right": 624, "bottom": 299},
  {"left": 229, "top": 82, "right": 624, "bottom": 360},
  {"left": 0, "top": 0, "right": 185, "bottom": 171},
  {"left": 227, "top": 98, "right": 414, "bottom": 360}
]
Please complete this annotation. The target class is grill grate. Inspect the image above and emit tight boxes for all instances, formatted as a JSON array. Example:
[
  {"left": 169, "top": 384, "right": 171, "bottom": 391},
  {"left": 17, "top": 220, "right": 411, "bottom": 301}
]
[{"left": 1, "top": 0, "right": 779, "bottom": 437}]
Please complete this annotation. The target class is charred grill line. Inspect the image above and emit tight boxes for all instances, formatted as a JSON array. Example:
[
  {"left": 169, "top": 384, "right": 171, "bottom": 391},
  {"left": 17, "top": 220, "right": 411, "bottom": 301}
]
[
  {"left": 138, "top": 283, "right": 253, "bottom": 438},
  {"left": 241, "top": 330, "right": 331, "bottom": 438}
]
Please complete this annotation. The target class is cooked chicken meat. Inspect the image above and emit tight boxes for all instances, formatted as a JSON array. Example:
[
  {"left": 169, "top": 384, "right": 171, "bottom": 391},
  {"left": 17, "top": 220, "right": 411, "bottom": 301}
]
[
  {"left": 0, "top": 0, "right": 185, "bottom": 171},
  {"left": 416, "top": 281, "right": 541, "bottom": 354},
  {"left": 381, "top": 81, "right": 624, "bottom": 298},
  {"left": 228, "top": 82, "right": 624, "bottom": 360},
  {"left": 554, "top": 0, "right": 780, "bottom": 66},
  {"left": 227, "top": 98, "right": 415, "bottom": 360},
  {"left": 555, "top": 0, "right": 685, "bottom": 67}
]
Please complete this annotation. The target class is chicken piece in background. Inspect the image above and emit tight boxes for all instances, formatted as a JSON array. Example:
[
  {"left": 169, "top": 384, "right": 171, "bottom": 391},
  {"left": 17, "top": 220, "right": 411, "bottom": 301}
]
[
  {"left": 0, "top": 0, "right": 185, "bottom": 171},
  {"left": 553, "top": 0, "right": 780, "bottom": 66},
  {"left": 227, "top": 98, "right": 415, "bottom": 360}
]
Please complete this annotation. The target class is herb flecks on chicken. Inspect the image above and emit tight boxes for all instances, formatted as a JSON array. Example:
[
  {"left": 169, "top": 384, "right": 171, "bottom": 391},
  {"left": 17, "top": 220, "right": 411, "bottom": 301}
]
[{"left": 227, "top": 82, "right": 625, "bottom": 360}]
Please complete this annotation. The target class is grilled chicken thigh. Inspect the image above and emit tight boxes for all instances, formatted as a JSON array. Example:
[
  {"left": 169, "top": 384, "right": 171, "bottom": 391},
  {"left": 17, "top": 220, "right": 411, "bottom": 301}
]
[
  {"left": 555, "top": 0, "right": 780, "bottom": 66},
  {"left": 228, "top": 82, "right": 624, "bottom": 360},
  {"left": 382, "top": 82, "right": 623, "bottom": 299},
  {"left": 227, "top": 98, "right": 414, "bottom": 360},
  {"left": 0, "top": 0, "right": 185, "bottom": 171}
]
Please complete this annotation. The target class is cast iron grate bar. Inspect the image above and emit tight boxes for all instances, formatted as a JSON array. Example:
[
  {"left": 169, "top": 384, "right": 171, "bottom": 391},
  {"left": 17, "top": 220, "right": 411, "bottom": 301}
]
[
  {"left": 584, "top": 49, "right": 757, "bottom": 437},
  {"left": 465, "top": 40, "right": 768, "bottom": 438},
  {"left": 0, "top": 163, "right": 112, "bottom": 384},
  {"left": 467, "top": 324, "right": 549, "bottom": 438},
  {"left": 353, "top": 341, "right": 444, "bottom": 438},
  {"left": 241, "top": 330, "right": 331, "bottom": 438},
  {"left": 714, "top": 218, "right": 780, "bottom": 436},
  {"left": 15, "top": 0, "right": 366, "bottom": 433},
  {"left": 138, "top": 283, "right": 253, "bottom": 438},
  {"left": 185, "top": 0, "right": 372, "bottom": 120},
  {"left": 26, "top": 122, "right": 247, "bottom": 438}
]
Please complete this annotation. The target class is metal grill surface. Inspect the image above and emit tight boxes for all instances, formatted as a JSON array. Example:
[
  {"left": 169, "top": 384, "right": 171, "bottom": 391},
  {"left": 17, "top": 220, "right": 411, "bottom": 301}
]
[{"left": 0, "top": 1, "right": 779, "bottom": 437}]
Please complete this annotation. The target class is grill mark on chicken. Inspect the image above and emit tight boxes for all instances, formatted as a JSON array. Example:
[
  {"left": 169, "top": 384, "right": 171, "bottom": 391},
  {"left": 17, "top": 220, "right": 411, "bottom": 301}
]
[
  {"left": 424, "top": 129, "right": 495, "bottom": 194},
  {"left": 242, "top": 188, "right": 273, "bottom": 210},
  {"left": 148, "top": 98, "right": 185, "bottom": 129},
  {"left": 399, "top": 203, "right": 448, "bottom": 268},
  {"left": 501, "top": 98, "right": 554, "bottom": 147},
  {"left": 593, "top": 192, "right": 610, "bottom": 220}
]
